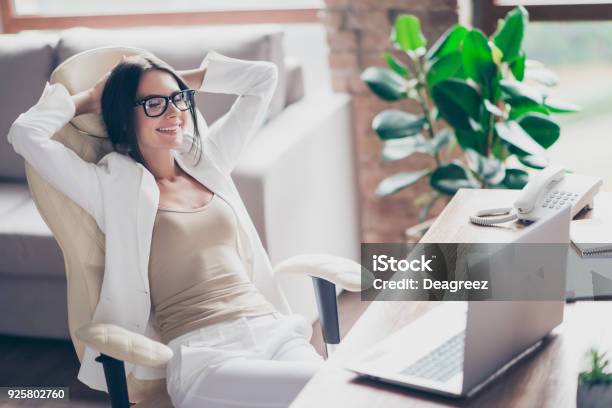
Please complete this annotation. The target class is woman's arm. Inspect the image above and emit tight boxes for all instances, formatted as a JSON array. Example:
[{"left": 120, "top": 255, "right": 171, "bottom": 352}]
[
  {"left": 7, "top": 82, "right": 107, "bottom": 230},
  {"left": 183, "top": 51, "right": 278, "bottom": 174},
  {"left": 178, "top": 66, "right": 207, "bottom": 92}
]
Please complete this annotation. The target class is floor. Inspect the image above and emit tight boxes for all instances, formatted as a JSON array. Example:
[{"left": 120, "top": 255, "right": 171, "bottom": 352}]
[{"left": 0, "top": 290, "right": 370, "bottom": 407}]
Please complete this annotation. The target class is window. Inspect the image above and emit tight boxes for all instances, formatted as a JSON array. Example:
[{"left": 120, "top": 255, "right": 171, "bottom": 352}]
[
  {"left": 496, "top": 0, "right": 612, "bottom": 5},
  {"left": 522, "top": 21, "right": 612, "bottom": 191},
  {"left": 473, "top": 0, "right": 612, "bottom": 34},
  {"left": 471, "top": 1, "right": 612, "bottom": 191},
  {"left": 12, "top": 0, "right": 323, "bottom": 16},
  {"left": 0, "top": 0, "right": 322, "bottom": 33}
]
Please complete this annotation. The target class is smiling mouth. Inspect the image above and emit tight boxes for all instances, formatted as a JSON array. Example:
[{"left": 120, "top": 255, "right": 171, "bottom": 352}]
[{"left": 156, "top": 125, "right": 182, "bottom": 134}]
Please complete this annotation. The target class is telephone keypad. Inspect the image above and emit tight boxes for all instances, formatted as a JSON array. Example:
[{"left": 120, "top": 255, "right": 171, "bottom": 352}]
[{"left": 543, "top": 190, "right": 577, "bottom": 210}]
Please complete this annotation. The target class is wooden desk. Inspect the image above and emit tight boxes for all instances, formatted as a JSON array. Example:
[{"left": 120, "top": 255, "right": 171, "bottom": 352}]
[
  {"left": 292, "top": 190, "right": 612, "bottom": 407},
  {"left": 424, "top": 189, "right": 610, "bottom": 243}
]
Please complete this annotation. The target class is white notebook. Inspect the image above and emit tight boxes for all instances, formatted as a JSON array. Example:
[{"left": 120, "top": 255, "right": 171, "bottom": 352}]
[{"left": 570, "top": 219, "right": 612, "bottom": 257}]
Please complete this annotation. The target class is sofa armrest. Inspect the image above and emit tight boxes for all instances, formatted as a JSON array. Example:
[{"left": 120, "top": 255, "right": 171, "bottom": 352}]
[
  {"left": 75, "top": 323, "right": 173, "bottom": 368},
  {"left": 284, "top": 56, "right": 304, "bottom": 106},
  {"left": 232, "top": 91, "right": 360, "bottom": 321},
  {"left": 233, "top": 91, "right": 358, "bottom": 261}
]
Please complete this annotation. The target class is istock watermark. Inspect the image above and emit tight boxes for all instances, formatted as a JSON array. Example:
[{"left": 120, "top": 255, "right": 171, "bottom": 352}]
[
  {"left": 361, "top": 243, "right": 574, "bottom": 302},
  {"left": 371, "top": 254, "right": 434, "bottom": 272}
]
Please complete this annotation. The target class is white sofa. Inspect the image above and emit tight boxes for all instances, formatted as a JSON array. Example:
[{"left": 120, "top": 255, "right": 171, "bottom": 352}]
[{"left": 0, "top": 25, "right": 360, "bottom": 339}]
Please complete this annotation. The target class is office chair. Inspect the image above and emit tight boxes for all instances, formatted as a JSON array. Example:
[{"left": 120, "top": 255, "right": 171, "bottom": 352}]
[{"left": 24, "top": 47, "right": 365, "bottom": 408}]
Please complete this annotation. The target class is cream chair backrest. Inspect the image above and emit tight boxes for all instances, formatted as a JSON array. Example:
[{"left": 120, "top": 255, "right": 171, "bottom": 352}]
[{"left": 24, "top": 46, "right": 177, "bottom": 403}]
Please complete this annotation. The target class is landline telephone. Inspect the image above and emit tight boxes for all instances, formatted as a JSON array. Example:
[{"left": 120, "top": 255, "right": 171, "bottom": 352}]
[{"left": 470, "top": 165, "right": 602, "bottom": 226}]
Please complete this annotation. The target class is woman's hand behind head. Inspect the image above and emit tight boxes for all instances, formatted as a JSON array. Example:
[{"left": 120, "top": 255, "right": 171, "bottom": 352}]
[{"left": 87, "top": 71, "right": 111, "bottom": 114}]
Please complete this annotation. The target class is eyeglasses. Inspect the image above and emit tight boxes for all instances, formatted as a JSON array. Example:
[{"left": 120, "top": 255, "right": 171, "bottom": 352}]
[{"left": 133, "top": 89, "right": 196, "bottom": 118}]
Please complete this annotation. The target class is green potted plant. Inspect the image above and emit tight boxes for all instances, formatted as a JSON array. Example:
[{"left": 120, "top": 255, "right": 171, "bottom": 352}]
[
  {"left": 361, "top": 6, "right": 578, "bottom": 233},
  {"left": 578, "top": 348, "right": 612, "bottom": 407}
]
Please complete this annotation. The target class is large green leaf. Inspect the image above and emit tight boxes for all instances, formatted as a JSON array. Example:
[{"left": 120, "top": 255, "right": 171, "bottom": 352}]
[
  {"left": 462, "top": 30, "right": 494, "bottom": 83},
  {"left": 465, "top": 149, "right": 506, "bottom": 185},
  {"left": 426, "top": 24, "right": 469, "bottom": 61},
  {"left": 544, "top": 98, "right": 581, "bottom": 113},
  {"left": 500, "top": 79, "right": 544, "bottom": 105},
  {"left": 430, "top": 163, "right": 479, "bottom": 196},
  {"left": 476, "top": 108, "right": 493, "bottom": 145},
  {"left": 384, "top": 52, "right": 411, "bottom": 78},
  {"left": 495, "top": 120, "right": 547, "bottom": 156},
  {"left": 372, "top": 110, "right": 426, "bottom": 140},
  {"left": 518, "top": 155, "right": 549, "bottom": 169},
  {"left": 493, "top": 6, "right": 528, "bottom": 62},
  {"left": 426, "top": 51, "right": 464, "bottom": 87},
  {"left": 491, "top": 138, "right": 511, "bottom": 161},
  {"left": 481, "top": 64, "right": 501, "bottom": 101},
  {"left": 381, "top": 135, "right": 427, "bottom": 161},
  {"left": 391, "top": 15, "right": 427, "bottom": 54},
  {"left": 432, "top": 79, "right": 482, "bottom": 131},
  {"left": 425, "top": 128, "right": 453, "bottom": 153},
  {"left": 454, "top": 129, "right": 488, "bottom": 155},
  {"left": 498, "top": 168, "right": 529, "bottom": 189},
  {"left": 510, "top": 51, "right": 526, "bottom": 81},
  {"left": 361, "top": 67, "right": 409, "bottom": 101},
  {"left": 376, "top": 169, "right": 431, "bottom": 196},
  {"left": 518, "top": 114, "right": 560, "bottom": 148},
  {"left": 509, "top": 103, "right": 550, "bottom": 120}
]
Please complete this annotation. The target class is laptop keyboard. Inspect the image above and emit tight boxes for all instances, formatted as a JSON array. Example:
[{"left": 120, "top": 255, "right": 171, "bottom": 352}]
[{"left": 400, "top": 331, "right": 466, "bottom": 383}]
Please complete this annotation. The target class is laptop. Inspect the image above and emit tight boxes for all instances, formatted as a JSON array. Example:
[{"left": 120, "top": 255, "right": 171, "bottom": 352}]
[{"left": 346, "top": 205, "right": 571, "bottom": 398}]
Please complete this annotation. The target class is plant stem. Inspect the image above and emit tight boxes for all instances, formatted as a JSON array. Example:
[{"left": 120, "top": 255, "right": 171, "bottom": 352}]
[
  {"left": 487, "top": 115, "right": 494, "bottom": 158},
  {"left": 413, "top": 56, "right": 441, "bottom": 166}
]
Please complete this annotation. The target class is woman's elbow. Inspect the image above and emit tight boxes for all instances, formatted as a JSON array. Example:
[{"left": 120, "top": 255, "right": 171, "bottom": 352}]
[
  {"left": 263, "top": 62, "right": 279, "bottom": 83},
  {"left": 7, "top": 118, "right": 28, "bottom": 150},
  {"left": 257, "top": 62, "right": 279, "bottom": 96},
  {"left": 241, "top": 61, "right": 278, "bottom": 97}
]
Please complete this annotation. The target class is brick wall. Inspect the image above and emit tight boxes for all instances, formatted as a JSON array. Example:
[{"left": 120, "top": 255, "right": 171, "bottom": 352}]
[{"left": 320, "top": 0, "right": 459, "bottom": 243}]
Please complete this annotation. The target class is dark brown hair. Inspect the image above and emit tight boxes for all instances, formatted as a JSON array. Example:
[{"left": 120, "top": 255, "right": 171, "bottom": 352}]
[{"left": 101, "top": 54, "right": 202, "bottom": 168}]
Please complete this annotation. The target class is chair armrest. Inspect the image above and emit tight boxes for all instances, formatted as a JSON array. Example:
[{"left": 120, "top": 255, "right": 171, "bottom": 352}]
[
  {"left": 75, "top": 323, "right": 173, "bottom": 368},
  {"left": 274, "top": 254, "right": 372, "bottom": 292}
]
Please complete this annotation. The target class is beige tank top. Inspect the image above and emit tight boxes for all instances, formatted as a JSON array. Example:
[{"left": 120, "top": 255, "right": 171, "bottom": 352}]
[{"left": 148, "top": 194, "right": 277, "bottom": 344}]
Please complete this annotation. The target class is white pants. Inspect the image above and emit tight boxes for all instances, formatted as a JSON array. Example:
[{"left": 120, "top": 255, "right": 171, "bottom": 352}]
[{"left": 166, "top": 312, "right": 324, "bottom": 408}]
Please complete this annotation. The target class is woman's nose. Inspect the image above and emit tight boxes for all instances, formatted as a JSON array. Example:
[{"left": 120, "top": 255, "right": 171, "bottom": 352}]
[{"left": 165, "top": 101, "right": 180, "bottom": 117}]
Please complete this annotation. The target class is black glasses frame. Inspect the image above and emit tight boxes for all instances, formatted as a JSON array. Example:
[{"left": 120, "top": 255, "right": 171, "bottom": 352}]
[{"left": 133, "top": 89, "right": 196, "bottom": 118}]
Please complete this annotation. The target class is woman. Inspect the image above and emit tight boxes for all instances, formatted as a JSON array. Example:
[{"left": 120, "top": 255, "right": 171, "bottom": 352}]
[{"left": 7, "top": 50, "right": 323, "bottom": 408}]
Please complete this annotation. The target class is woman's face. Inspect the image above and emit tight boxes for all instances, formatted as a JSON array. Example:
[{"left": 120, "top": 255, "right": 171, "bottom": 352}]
[{"left": 134, "top": 69, "right": 190, "bottom": 153}]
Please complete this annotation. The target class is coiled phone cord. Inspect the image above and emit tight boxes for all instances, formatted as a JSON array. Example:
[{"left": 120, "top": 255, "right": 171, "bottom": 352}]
[{"left": 469, "top": 207, "right": 519, "bottom": 226}]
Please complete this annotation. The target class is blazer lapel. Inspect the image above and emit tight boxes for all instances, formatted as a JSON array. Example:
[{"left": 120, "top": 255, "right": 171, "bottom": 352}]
[{"left": 136, "top": 163, "right": 159, "bottom": 292}]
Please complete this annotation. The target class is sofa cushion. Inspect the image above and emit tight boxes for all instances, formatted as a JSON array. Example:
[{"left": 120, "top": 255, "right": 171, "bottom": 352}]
[
  {"left": 0, "top": 276, "right": 69, "bottom": 338},
  {"left": 0, "top": 182, "right": 65, "bottom": 279},
  {"left": 56, "top": 25, "right": 286, "bottom": 126},
  {"left": 0, "top": 34, "right": 58, "bottom": 181},
  {"left": 0, "top": 181, "right": 29, "bottom": 214}
]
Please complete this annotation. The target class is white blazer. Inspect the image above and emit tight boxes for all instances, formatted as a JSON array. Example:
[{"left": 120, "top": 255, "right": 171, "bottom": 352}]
[{"left": 7, "top": 50, "right": 292, "bottom": 392}]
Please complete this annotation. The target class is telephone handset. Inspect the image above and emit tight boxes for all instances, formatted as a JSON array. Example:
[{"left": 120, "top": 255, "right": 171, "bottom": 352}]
[{"left": 470, "top": 165, "right": 602, "bottom": 226}]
